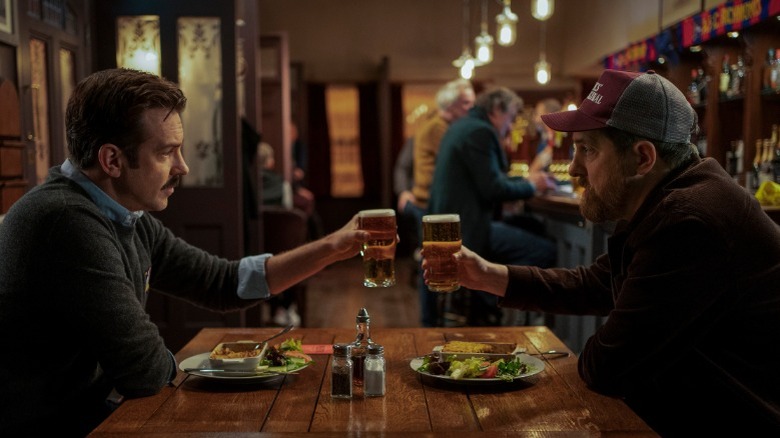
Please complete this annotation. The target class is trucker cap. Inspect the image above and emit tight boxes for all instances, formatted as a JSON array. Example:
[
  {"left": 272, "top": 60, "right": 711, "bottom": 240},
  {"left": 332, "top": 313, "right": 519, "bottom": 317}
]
[{"left": 541, "top": 69, "right": 696, "bottom": 143}]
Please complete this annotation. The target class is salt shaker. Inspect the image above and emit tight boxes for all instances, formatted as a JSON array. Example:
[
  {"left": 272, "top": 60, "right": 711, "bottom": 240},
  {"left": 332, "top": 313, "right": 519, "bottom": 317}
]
[
  {"left": 331, "top": 343, "right": 353, "bottom": 399},
  {"left": 363, "top": 343, "right": 386, "bottom": 397}
]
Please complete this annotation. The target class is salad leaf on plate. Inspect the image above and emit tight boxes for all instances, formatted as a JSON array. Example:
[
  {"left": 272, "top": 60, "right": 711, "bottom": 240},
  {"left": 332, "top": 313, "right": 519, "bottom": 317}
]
[
  {"left": 416, "top": 353, "right": 532, "bottom": 381},
  {"left": 262, "top": 338, "right": 313, "bottom": 372}
]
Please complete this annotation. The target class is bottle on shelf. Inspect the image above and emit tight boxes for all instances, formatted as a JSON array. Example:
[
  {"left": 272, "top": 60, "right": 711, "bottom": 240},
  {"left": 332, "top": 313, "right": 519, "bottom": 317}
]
[
  {"left": 687, "top": 68, "right": 700, "bottom": 105},
  {"left": 751, "top": 139, "right": 763, "bottom": 191},
  {"left": 697, "top": 67, "right": 708, "bottom": 104},
  {"left": 773, "top": 49, "right": 780, "bottom": 91},
  {"left": 719, "top": 54, "right": 731, "bottom": 97},
  {"left": 764, "top": 48, "right": 775, "bottom": 90},
  {"left": 729, "top": 56, "right": 746, "bottom": 97},
  {"left": 351, "top": 307, "right": 373, "bottom": 387},
  {"left": 771, "top": 125, "right": 780, "bottom": 183},
  {"left": 759, "top": 139, "right": 774, "bottom": 185}
]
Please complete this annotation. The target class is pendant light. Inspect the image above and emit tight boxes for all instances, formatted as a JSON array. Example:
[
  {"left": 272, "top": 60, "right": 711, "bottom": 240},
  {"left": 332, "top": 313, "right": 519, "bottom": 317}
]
[
  {"left": 495, "top": 0, "right": 518, "bottom": 47},
  {"left": 535, "top": 21, "right": 551, "bottom": 85},
  {"left": 474, "top": 0, "right": 493, "bottom": 65},
  {"left": 531, "top": 0, "right": 554, "bottom": 21},
  {"left": 453, "top": 0, "right": 477, "bottom": 79}
]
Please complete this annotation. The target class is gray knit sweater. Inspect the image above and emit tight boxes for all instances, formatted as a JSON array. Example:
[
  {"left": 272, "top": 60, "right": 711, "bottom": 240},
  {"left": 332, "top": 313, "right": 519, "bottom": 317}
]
[{"left": 0, "top": 165, "right": 258, "bottom": 434}]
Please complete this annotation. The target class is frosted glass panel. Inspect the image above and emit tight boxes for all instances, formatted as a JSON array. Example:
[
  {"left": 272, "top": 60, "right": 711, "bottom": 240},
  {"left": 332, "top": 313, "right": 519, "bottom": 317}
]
[
  {"left": 116, "top": 16, "right": 161, "bottom": 76},
  {"left": 178, "top": 17, "right": 222, "bottom": 187}
]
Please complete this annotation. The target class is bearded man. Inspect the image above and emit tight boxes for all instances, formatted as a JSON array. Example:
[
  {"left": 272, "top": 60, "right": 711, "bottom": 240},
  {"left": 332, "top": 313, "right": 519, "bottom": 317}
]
[{"left": 422, "top": 69, "right": 780, "bottom": 436}]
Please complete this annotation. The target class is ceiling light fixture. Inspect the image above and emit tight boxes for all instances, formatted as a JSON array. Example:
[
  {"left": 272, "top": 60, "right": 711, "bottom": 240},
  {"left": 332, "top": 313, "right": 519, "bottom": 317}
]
[
  {"left": 474, "top": 0, "right": 494, "bottom": 65},
  {"left": 531, "top": 0, "right": 554, "bottom": 21},
  {"left": 535, "top": 21, "right": 550, "bottom": 85},
  {"left": 453, "top": 0, "right": 478, "bottom": 79},
  {"left": 495, "top": 0, "right": 518, "bottom": 47}
]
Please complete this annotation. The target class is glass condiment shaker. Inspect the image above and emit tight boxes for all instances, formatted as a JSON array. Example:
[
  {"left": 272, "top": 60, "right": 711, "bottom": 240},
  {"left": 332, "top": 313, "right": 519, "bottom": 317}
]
[
  {"left": 331, "top": 343, "right": 353, "bottom": 399},
  {"left": 363, "top": 343, "right": 386, "bottom": 397},
  {"left": 351, "top": 307, "right": 373, "bottom": 386}
]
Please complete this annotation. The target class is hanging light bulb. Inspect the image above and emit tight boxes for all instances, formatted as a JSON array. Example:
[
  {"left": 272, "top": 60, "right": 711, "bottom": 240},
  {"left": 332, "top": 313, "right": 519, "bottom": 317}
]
[
  {"left": 475, "top": 33, "right": 493, "bottom": 64},
  {"left": 474, "top": 0, "right": 493, "bottom": 65},
  {"left": 535, "top": 56, "right": 551, "bottom": 85},
  {"left": 535, "top": 20, "right": 550, "bottom": 85},
  {"left": 531, "top": 0, "right": 554, "bottom": 21},
  {"left": 495, "top": 0, "right": 518, "bottom": 47},
  {"left": 453, "top": 0, "right": 478, "bottom": 78},
  {"left": 453, "top": 49, "right": 477, "bottom": 79},
  {"left": 460, "top": 56, "right": 476, "bottom": 79}
]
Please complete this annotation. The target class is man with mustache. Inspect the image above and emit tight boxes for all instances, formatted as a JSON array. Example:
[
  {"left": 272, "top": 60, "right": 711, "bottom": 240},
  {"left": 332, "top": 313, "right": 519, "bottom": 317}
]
[
  {"left": 423, "top": 70, "right": 780, "bottom": 435},
  {"left": 0, "top": 68, "right": 369, "bottom": 436}
]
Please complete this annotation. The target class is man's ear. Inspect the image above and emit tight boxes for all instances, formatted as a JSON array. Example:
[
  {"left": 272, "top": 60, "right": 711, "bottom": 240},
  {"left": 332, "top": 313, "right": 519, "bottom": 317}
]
[
  {"left": 98, "top": 144, "right": 123, "bottom": 177},
  {"left": 633, "top": 140, "right": 657, "bottom": 176}
]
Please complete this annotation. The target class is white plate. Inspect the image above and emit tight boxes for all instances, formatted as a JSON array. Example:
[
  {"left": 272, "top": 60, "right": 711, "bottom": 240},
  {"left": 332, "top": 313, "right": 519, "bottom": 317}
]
[
  {"left": 409, "top": 353, "right": 544, "bottom": 385},
  {"left": 179, "top": 352, "right": 310, "bottom": 381}
]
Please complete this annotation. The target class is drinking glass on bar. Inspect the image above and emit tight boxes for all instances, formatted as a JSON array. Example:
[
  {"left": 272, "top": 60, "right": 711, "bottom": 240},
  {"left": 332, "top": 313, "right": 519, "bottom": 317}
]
[
  {"left": 358, "top": 209, "right": 397, "bottom": 287},
  {"left": 422, "top": 214, "right": 461, "bottom": 292}
]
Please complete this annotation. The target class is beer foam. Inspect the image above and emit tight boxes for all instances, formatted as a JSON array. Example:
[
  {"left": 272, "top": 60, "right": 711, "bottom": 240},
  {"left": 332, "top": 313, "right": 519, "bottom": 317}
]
[
  {"left": 422, "top": 214, "right": 460, "bottom": 223},
  {"left": 359, "top": 209, "right": 395, "bottom": 217}
]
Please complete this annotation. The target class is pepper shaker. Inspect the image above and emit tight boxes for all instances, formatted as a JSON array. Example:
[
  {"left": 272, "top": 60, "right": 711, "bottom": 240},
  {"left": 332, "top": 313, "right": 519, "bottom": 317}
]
[{"left": 331, "top": 343, "right": 353, "bottom": 399}]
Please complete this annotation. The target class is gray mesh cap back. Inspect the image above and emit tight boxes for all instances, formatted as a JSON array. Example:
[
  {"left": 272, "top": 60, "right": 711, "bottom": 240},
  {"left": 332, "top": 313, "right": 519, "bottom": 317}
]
[{"left": 542, "top": 69, "right": 697, "bottom": 144}]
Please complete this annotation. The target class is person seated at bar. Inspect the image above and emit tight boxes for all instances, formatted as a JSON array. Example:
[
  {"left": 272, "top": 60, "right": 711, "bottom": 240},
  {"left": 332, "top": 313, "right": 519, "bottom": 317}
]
[
  {"left": 0, "top": 68, "right": 369, "bottom": 437},
  {"left": 528, "top": 97, "right": 563, "bottom": 175},
  {"left": 423, "top": 69, "right": 780, "bottom": 435}
]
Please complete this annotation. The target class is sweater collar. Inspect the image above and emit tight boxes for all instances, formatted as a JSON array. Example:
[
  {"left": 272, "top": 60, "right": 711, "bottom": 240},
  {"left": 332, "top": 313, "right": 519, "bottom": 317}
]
[{"left": 60, "top": 159, "right": 144, "bottom": 227}]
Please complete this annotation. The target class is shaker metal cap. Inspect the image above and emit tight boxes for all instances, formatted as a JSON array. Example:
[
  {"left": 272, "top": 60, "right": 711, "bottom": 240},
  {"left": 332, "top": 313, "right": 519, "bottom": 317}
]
[
  {"left": 367, "top": 344, "right": 384, "bottom": 355},
  {"left": 356, "top": 307, "right": 370, "bottom": 323},
  {"left": 333, "top": 343, "right": 352, "bottom": 356}
]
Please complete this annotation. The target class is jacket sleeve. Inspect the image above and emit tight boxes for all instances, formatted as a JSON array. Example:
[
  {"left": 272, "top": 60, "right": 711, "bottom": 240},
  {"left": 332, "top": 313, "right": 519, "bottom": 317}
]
[{"left": 500, "top": 254, "right": 614, "bottom": 315}]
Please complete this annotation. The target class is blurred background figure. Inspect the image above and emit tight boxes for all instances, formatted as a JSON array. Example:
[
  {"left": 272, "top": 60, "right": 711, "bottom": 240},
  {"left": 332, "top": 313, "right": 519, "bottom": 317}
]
[
  {"left": 393, "top": 136, "right": 419, "bottom": 261},
  {"left": 529, "top": 97, "right": 563, "bottom": 174},
  {"left": 412, "top": 78, "right": 475, "bottom": 327},
  {"left": 257, "top": 141, "right": 308, "bottom": 327},
  {"left": 411, "top": 79, "right": 475, "bottom": 214}
]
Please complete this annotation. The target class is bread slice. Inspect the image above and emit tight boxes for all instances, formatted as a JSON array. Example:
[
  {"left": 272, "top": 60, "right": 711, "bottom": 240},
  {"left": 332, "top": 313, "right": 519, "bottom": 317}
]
[{"left": 440, "top": 341, "right": 516, "bottom": 354}]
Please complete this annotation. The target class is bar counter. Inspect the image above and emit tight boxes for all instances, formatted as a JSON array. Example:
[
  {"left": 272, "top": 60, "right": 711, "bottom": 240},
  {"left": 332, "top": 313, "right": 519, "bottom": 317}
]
[{"left": 90, "top": 326, "right": 657, "bottom": 437}]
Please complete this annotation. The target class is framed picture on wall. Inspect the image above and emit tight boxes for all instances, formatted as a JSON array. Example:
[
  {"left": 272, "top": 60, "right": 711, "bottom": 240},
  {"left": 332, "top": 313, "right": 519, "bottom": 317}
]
[{"left": 0, "top": 0, "right": 12, "bottom": 35}]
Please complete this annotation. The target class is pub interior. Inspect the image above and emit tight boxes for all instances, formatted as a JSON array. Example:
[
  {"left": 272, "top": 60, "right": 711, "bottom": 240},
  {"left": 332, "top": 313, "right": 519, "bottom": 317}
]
[{"left": 1, "top": 0, "right": 780, "bottom": 436}]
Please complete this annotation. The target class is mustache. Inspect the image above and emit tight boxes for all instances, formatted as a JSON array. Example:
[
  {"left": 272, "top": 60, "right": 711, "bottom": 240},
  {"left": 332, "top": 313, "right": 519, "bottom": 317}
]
[{"left": 162, "top": 175, "right": 181, "bottom": 190}]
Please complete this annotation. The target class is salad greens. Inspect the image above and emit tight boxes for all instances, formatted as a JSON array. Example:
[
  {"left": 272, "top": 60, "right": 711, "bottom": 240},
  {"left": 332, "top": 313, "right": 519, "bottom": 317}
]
[
  {"left": 279, "top": 338, "right": 303, "bottom": 352},
  {"left": 261, "top": 338, "right": 311, "bottom": 372},
  {"left": 417, "top": 354, "right": 532, "bottom": 381}
]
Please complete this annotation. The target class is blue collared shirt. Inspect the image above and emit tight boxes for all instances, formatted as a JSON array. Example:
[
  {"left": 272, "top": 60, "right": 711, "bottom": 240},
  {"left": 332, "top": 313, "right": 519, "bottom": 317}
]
[{"left": 60, "top": 159, "right": 272, "bottom": 300}]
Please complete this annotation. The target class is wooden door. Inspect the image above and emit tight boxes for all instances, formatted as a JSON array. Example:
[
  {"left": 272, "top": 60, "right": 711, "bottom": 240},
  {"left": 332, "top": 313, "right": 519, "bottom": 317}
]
[{"left": 14, "top": 0, "right": 88, "bottom": 201}]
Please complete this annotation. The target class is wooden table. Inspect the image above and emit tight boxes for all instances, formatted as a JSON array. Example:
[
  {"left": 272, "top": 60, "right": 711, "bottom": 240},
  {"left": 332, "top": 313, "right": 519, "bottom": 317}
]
[{"left": 90, "top": 326, "right": 658, "bottom": 437}]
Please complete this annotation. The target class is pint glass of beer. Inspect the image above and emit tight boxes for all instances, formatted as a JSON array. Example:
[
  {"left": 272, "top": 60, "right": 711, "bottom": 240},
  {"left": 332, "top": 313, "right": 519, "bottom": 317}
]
[
  {"left": 358, "top": 209, "right": 397, "bottom": 287},
  {"left": 422, "top": 214, "right": 461, "bottom": 292}
]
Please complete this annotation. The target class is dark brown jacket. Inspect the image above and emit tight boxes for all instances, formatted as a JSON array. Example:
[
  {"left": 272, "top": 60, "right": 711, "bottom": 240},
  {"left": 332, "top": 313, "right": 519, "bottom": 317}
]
[{"left": 502, "top": 157, "right": 780, "bottom": 436}]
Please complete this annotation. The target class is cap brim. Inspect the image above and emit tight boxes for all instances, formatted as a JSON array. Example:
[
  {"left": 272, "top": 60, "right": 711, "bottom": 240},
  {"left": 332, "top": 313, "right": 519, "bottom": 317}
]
[{"left": 541, "top": 109, "right": 607, "bottom": 133}]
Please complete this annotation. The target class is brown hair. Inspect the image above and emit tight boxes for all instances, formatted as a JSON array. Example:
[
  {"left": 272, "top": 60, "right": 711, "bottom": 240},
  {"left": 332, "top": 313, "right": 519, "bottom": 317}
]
[
  {"left": 474, "top": 86, "right": 523, "bottom": 114},
  {"left": 66, "top": 68, "right": 186, "bottom": 169}
]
